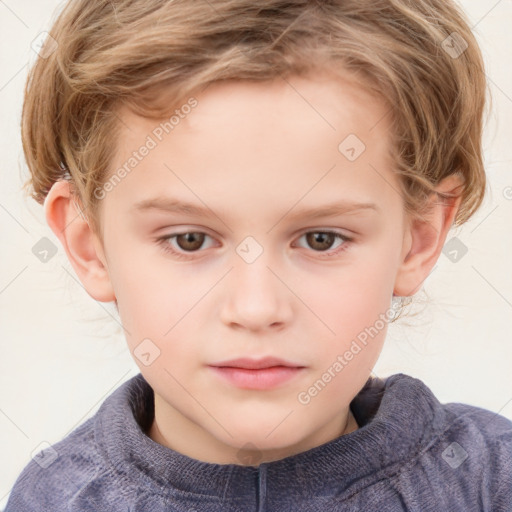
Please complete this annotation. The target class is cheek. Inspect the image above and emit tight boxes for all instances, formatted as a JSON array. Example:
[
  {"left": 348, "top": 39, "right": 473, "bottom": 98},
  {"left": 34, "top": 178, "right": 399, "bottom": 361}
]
[
  {"left": 105, "top": 246, "right": 195, "bottom": 352},
  {"left": 310, "top": 260, "right": 394, "bottom": 336},
  {"left": 302, "top": 249, "right": 396, "bottom": 366},
  {"left": 304, "top": 275, "right": 391, "bottom": 408}
]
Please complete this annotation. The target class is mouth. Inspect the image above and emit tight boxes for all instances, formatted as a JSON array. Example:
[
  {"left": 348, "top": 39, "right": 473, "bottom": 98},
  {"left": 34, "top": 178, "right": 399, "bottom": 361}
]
[{"left": 208, "top": 357, "right": 307, "bottom": 390}]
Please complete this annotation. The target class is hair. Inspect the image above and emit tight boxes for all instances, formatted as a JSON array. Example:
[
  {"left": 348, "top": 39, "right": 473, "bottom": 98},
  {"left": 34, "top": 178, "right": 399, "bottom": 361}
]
[{"left": 21, "top": 0, "right": 488, "bottom": 321}]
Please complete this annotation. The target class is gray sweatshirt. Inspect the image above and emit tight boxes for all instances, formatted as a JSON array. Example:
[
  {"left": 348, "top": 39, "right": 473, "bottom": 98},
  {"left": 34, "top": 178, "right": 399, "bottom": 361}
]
[{"left": 5, "top": 372, "right": 512, "bottom": 511}]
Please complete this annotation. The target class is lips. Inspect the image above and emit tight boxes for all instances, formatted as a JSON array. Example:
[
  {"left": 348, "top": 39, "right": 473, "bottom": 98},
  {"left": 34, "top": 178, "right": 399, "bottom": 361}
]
[
  {"left": 208, "top": 357, "right": 306, "bottom": 390},
  {"left": 209, "top": 356, "right": 305, "bottom": 370}
]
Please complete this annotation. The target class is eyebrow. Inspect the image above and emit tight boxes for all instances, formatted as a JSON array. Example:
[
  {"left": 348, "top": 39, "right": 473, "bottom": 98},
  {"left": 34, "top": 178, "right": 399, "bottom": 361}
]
[{"left": 131, "top": 197, "right": 380, "bottom": 220}]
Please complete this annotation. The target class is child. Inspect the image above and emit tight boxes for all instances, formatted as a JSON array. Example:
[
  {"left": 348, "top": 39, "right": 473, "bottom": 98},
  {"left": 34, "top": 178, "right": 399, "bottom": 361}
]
[{"left": 6, "top": 0, "right": 512, "bottom": 510}]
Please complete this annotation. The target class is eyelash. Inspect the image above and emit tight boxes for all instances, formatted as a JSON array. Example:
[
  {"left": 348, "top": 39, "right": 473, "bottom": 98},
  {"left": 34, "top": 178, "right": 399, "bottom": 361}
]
[{"left": 156, "top": 230, "right": 353, "bottom": 260}]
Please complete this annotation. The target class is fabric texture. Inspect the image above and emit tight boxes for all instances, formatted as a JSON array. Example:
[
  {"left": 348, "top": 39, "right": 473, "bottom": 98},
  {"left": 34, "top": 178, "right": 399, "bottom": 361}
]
[{"left": 5, "top": 372, "right": 512, "bottom": 511}]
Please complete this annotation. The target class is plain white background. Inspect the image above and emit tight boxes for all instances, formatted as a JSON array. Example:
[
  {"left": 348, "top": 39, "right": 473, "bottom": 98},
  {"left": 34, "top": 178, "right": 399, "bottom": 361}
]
[{"left": 1, "top": 0, "right": 511, "bottom": 506}]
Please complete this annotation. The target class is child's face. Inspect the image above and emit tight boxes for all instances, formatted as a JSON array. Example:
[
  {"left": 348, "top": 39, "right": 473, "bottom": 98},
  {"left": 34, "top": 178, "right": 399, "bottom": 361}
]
[{"left": 93, "top": 70, "right": 411, "bottom": 464}]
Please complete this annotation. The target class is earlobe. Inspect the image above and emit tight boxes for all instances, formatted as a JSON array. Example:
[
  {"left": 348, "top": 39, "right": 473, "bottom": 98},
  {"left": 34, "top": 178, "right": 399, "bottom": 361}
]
[
  {"left": 393, "top": 174, "right": 464, "bottom": 297},
  {"left": 44, "top": 180, "right": 116, "bottom": 303}
]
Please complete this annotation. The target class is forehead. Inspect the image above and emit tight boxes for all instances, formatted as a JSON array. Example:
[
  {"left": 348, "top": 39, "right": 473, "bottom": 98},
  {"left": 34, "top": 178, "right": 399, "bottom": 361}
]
[
  {"left": 105, "top": 70, "right": 401, "bottom": 224},
  {"left": 186, "top": 69, "right": 384, "bottom": 129},
  {"left": 116, "top": 68, "right": 390, "bottom": 145}
]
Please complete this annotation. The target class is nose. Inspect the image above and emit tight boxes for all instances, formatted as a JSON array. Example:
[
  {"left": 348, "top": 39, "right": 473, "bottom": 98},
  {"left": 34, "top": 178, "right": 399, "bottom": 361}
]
[{"left": 219, "top": 253, "right": 293, "bottom": 332}]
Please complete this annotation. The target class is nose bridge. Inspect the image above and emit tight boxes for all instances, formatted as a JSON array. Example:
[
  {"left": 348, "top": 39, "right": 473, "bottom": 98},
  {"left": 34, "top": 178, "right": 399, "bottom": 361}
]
[
  {"left": 221, "top": 238, "right": 292, "bottom": 329},
  {"left": 233, "top": 241, "right": 280, "bottom": 302}
]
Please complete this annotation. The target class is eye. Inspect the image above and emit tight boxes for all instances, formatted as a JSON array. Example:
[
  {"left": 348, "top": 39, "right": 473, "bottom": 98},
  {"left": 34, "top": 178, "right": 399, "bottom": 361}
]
[
  {"left": 156, "top": 229, "right": 353, "bottom": 260},
  {"left": 157, "top": 231, "right": 215, "bottom": 259},
  {"left": 293, "top": 230, "right": 352, "bottom": 257}
]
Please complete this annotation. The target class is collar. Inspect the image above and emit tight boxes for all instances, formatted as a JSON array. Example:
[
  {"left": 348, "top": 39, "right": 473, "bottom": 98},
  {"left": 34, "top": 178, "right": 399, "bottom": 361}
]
[{"left": 95, "top": 371, "right": 446, "bottom": 499}]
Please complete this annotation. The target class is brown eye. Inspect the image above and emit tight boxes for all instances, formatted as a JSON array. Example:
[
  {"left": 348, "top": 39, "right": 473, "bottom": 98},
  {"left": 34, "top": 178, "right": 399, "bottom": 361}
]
[
  {"left": 305, "top": 232, "right": 336, "bottom": 251},
  {"left": 157, "top": 231, "right": 216, "bottom": 259},
  {"left": 175, "top": 232, "right": 205, "bottom": 251},
  {"left": 294, "top": 230, "right": 352, "bottom": 257}
]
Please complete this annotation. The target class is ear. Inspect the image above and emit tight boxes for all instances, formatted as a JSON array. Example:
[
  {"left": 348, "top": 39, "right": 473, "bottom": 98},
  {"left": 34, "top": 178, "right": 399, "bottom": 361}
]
[
  {"left": 393, "top": 173, "right": 464, "bottom": 297},
  {"left": 44, "top": 180, "right": 116, "bottom": 302}
]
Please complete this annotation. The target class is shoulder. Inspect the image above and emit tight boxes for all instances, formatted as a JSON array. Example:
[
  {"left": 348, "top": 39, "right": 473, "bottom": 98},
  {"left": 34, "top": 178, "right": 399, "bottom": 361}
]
[
  {"left": 403, "top": 372, "right": 512, "bottom": 474},
  {"left": 440, "top": 400, "right": 512, "bottom": 477},
  {"left": 378, "top": 374, "right": 512, "bottom": 510},
  {"left": 4, "top": 416, "right": 106, "bottom": 512},
  {"left": 440, "top": 402, "right": 512, "bottom": 510},
  {"left": 440, "top": 400, "right": 512, "bottom": 461},
  {"left": 4, "top": 374, "right": 149, "bottom": 511},
  {"left": 384, "top": 373, "right": 512, "bottom": 452},
  {"left": 412, "top": 385, "right": 512, "bottom": 509}
]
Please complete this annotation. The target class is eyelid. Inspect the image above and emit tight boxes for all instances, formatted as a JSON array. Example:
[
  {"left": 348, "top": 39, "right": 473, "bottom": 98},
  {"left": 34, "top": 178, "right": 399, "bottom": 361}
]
[{"left": 293, "top": 225, "right": 355, "bottom": 238}]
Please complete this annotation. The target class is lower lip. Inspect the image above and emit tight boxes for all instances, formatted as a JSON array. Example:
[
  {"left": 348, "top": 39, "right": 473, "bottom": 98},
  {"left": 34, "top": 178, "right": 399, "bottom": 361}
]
[{"left": 209, "top": 366, "right": 305, "bottom": 390}]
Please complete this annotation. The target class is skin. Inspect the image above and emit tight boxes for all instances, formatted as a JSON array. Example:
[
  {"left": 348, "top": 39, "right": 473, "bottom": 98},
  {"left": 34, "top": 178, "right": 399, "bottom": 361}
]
[{"left": 44, "top": 69, "right": 462, "bottom": 465}]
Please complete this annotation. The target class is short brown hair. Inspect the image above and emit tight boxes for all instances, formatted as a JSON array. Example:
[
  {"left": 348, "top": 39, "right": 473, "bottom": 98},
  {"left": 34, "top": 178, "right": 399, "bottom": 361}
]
[{"left": 21, "top": 0, "right": 488, "bottom": 242}]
